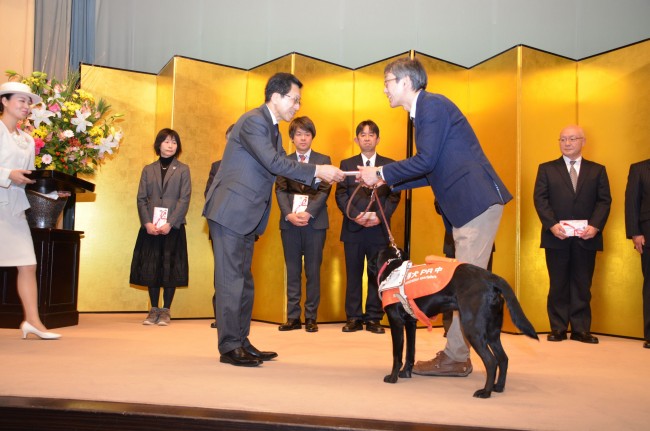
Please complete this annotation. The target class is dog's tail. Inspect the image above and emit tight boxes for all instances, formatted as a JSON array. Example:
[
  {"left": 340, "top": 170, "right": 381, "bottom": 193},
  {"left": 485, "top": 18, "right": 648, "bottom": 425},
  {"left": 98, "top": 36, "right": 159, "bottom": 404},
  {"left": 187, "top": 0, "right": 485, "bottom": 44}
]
[{"left": 492, "top": 274, "right": 539, "bottom": 340}]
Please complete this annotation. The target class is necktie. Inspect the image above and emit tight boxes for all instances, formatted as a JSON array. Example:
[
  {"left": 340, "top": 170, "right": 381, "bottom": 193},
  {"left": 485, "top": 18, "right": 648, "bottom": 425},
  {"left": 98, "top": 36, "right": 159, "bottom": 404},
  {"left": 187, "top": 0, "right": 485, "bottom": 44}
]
[
  {"left": 569, "top": 161, "right": 578, "bottom": 191},
  {"left": 365, "top": 160, "right": 371, "bottom": 167},
  {"left": 299, "top": 154, "right": 306, "bottom": 163},
  {"left": 273, "top": 124, "right": 279, "bottom": 146}
]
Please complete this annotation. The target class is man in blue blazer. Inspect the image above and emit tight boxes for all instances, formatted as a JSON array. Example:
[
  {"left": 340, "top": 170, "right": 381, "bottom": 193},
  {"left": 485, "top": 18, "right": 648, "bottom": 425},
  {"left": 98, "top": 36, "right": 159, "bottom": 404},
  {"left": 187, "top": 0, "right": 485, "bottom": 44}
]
[
  {"left": 203, "top": 73, "right": 344, "bottom": 367},
  {"left": 358, "top": 58, "right": 512, "bottom": 377},
  {"left": 624, "top": 159, "right": 650, "bottom": 349},
  {"left": 534, "top": 125, "right": 611, "bottom": 344}
]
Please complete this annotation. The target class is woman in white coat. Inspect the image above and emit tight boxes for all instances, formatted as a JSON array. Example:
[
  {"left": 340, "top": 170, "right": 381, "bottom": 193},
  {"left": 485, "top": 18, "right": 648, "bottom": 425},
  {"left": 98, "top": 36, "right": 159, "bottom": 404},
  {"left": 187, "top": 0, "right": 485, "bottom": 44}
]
[{"left": 0, "top": 81, "right": 60, "bottom": 339}]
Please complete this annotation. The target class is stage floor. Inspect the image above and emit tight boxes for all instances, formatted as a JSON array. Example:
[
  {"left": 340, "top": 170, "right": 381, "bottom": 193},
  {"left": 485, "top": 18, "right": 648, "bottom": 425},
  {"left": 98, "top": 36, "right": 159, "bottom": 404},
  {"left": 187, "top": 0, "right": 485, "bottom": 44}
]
[{"left": 0, "top": 313, "right": 648, "bottom": 430}]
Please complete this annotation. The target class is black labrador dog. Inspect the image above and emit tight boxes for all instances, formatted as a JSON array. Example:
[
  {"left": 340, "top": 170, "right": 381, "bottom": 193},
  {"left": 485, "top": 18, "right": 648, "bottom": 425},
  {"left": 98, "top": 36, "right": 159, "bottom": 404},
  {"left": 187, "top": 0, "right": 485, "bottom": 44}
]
[{"left": 374, "top": 247, "right": 538, "bottom": 398}]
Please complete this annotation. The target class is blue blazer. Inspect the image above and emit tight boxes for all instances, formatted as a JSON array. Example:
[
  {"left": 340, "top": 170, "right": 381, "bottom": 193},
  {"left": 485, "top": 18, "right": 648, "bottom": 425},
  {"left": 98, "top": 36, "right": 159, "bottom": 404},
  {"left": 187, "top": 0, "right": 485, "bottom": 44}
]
[
  {"left": 382, "top": 91, "right": 512, "bottom": 228},
  {"left": 202, "top": 105, "right": 316, "bottom": 236}
]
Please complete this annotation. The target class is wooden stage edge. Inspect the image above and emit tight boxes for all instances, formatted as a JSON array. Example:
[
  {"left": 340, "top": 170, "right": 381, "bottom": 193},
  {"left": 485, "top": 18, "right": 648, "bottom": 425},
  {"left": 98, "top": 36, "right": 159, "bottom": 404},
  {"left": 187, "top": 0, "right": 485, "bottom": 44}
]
[{"left": 0, "top": 395, "right": 515, "bottom": 431}]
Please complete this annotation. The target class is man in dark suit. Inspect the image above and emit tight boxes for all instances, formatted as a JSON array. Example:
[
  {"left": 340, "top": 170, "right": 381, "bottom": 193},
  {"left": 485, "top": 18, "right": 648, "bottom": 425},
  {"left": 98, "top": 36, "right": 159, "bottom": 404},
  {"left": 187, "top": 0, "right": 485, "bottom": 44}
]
[
  {"left": 534, "top": 125, "right": 611, "bottom": 344},
  {"left": 336, "top": 120, "right": 401, "bottom": 334},
  {"left": 358, "top": 58, "right": 512, "bottom": 377},
  {"left": 275, "top": 116, "right": 332, "bottom": 333},
  {"left": 205, "top": 124, "right": 233, "bottom": 329},
  {"left": 203, "top": 73, "right": 344, "bottom": 367},
  {"left": 624, "top": 159, "right": 650, "bottom": 349}
]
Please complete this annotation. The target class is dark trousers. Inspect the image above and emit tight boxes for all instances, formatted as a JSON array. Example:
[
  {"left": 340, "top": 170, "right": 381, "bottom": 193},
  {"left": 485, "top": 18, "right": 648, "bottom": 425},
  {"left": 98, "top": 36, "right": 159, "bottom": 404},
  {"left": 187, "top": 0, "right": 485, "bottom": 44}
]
[
  {"left": 641, "top": 247, "right": 650, "bottom": 341},
  {"left": 209, "top": 220, "right": 256, "bottom": 354},
  {"left": 545, "top": 240, "right": 597, "bottom": 333},
  {"left": 343, "top": 241, "right": 383, "bottom": 321},
  {"left": 281, "top": 226, "right": 326, "bottom": 321}
]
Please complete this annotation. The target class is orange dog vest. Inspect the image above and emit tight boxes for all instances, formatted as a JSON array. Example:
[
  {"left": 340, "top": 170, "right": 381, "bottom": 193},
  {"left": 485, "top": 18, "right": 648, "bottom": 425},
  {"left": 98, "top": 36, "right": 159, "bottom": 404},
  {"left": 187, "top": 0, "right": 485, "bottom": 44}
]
[{"left": 379, "top": 256, "right": 461, "bottom": 331}]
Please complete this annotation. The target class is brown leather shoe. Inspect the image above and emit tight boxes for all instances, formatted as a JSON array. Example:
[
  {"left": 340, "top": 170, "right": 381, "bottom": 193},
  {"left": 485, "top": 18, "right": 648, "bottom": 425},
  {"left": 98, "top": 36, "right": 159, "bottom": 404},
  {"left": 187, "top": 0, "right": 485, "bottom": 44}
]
[
  {"left": 342, "top": 319, "right": 363, "bottom": 332},
  {"left": 570, "top": 332, "right": 599, "bottom": 344},
  {"left": 305, "top": 318, "right": 318, "bottom": 332},
  {"left": 365, "top": 320, "right": 385, "bottom": 334},
  {"left": 412, "top": 351, "right": 472, "bottom": 377},
  {"left": 278, "top": 319, "right": 301, "bottom": 331}
]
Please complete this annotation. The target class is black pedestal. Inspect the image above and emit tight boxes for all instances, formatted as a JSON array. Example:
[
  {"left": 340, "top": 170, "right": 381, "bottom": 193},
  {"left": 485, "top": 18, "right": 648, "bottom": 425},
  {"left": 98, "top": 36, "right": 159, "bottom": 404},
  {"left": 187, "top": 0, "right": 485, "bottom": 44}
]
[{"left": 0, "top": 228, "right": 83, "bottom": 329}]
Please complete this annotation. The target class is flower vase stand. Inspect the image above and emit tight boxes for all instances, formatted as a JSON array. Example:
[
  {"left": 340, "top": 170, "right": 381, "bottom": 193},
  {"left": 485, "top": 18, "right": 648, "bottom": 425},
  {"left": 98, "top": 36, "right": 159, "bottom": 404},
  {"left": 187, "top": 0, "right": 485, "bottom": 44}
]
[{"left": 0, "top": 171, "right": 94, "bottom": 329}]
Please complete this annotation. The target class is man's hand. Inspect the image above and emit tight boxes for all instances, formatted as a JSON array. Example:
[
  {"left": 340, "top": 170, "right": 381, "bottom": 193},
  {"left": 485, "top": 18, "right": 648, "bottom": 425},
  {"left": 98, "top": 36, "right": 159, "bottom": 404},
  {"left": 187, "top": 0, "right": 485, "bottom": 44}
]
[
  {"left": 9, "top": 169, "right": 35, "bottom": 185},
  {"left": 577, "top": 225, "right": 598, "bottom": 240},
  {"left": 550, "top": 223, "right": 568, "bottom": 240},
  {"left": 632, "top": 235, "right": 645, "bottom": 254},
  {"left": 315, "top": 165, "right": 345, "bottom": 183},
  {"left": 357, "top": 166, "right": 384, "bottom": 187},
  {"left": 287, "top": 212, "right": 310, "bottom": 227}
]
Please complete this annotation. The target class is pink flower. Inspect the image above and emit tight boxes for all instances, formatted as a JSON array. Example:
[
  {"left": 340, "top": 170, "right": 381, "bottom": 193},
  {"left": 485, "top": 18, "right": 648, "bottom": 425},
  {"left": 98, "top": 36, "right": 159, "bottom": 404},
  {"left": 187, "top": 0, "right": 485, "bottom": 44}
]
[
  {"left": 34, "top": 138, "right": 45, "bottom": 155},
  {"left": 48, "top": 103, "right": 61, "bottom": 113}
]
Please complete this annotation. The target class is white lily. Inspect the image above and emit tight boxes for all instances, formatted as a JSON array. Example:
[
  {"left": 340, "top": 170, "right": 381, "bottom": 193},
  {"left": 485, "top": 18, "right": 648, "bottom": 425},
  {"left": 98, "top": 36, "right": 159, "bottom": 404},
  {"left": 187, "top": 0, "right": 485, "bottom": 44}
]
[
  {"left": 71, "top": 109, "right": 93, "bottom": 133},
  {"left": 97, "top": 133, "right": 121, "bottom": 156},
  {"left": 28, "top": 105, "right": 55, "bottom": 128}
]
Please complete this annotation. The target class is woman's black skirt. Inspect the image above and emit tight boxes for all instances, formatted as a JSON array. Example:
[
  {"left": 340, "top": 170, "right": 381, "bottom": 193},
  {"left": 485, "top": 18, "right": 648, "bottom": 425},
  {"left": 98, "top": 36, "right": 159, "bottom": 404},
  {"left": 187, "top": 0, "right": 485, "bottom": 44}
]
[{"left": 129, "top": 224, "right": 189, "bottom": 287}]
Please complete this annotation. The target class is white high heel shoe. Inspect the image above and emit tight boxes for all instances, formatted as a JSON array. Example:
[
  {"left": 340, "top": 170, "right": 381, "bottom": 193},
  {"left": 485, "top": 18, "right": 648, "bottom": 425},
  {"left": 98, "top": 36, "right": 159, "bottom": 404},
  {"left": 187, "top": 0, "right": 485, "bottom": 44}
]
[{"left": 20, "top": 321, "right": 61, "bottom": 340}]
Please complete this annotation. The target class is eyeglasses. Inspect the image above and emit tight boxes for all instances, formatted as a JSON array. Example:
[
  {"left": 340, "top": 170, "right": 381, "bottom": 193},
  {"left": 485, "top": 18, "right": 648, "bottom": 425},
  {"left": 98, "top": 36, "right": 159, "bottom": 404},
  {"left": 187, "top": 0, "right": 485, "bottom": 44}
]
[
  {"left": 558, "top": 136, "right": 584, "bottom": 144},
  {"left": 283, "top": 94, "right": 301, "bottom": 106},
  {"left": 384, "top": 77, "right": 398, "bottom": 87}
]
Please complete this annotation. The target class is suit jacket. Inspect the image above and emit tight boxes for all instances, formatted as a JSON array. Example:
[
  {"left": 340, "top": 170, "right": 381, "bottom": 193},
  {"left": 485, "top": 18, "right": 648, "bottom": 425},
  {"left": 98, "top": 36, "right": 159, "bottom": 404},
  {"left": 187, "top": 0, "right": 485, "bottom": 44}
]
[
  {"left": 136, "top": 158, "right": 191, "bottom": 229},
  {"left": 204, "top": 160, "right": 221, "bottom": 197},
  {"left": 381, "top": 91, "right": 512, "bottom": 228},
  {"left": 336, "top": 154, "right": 401, "bottom": 244},
  {"left": 202, "top": 104, "right": 316, "bottom": 236},
  {"left": 275, "top": 151, "right": 332, "bottom": 230},
  {"left": 625, "top": 159, "right": 650, "bottom": 240},
  {"left": 533, "top": 157, "right": 611, "bottom": 251}
]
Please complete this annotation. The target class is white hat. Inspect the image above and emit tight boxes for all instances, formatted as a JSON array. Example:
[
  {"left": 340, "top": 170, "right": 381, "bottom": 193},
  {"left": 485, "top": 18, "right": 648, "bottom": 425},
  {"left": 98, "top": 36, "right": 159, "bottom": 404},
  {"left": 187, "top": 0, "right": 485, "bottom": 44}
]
[{"left": 0, "top": 81, "right": 42, "bottom": 105}]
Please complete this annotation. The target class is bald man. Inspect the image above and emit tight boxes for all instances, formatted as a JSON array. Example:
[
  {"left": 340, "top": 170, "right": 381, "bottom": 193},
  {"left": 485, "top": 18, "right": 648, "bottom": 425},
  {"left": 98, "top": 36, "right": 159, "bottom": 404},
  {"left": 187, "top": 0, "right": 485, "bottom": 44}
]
[{"left": 533, "top": 125, "right": 611, "bottom": 344}]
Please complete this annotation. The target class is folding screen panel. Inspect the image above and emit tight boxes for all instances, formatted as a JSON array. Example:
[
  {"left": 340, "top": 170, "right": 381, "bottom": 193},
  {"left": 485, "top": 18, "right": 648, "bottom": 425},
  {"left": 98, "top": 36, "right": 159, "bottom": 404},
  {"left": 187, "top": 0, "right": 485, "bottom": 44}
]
[
  {"left": 77, "top": 65, "right": 157, "bottom": 311},
  {"left": 579, "top": 40, "right": 650, "bottom": 337}
]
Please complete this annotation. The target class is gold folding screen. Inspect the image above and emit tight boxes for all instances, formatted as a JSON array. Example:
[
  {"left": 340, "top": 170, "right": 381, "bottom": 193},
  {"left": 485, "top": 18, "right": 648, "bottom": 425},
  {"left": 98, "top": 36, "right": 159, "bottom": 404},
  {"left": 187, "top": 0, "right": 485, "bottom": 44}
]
[{"left": 77, "top": 40, "right": 650, "bottom": 338}]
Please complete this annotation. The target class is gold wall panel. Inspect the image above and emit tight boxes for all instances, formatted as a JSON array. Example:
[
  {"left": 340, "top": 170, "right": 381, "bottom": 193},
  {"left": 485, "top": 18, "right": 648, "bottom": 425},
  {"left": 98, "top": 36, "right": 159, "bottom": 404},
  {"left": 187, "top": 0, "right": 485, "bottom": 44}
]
[
  {"left": 166, "top": 57, "right": 248, "bottom": 318},
  {"left": 77, "top": 65, "right": 158, "bottom": 311},
  {"left": 519, "top": 47, "right": 577, "bottom": 331},
  {"left": 578, "top": 40, "right": 650, "bottom": 338}
]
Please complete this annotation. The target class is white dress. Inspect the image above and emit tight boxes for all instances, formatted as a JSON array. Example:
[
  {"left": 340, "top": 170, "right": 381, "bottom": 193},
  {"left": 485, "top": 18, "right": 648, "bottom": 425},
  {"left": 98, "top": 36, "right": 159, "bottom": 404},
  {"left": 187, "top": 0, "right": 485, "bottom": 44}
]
[{"left": 0, "top": 120, "right": 37, "bottom": 266}]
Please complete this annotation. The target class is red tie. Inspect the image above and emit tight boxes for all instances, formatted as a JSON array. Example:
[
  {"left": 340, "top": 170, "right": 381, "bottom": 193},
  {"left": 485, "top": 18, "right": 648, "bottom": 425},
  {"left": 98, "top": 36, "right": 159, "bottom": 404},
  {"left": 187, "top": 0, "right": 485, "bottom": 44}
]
[{"left": 299, "top": 154, "right": 306, "bottom": 163}]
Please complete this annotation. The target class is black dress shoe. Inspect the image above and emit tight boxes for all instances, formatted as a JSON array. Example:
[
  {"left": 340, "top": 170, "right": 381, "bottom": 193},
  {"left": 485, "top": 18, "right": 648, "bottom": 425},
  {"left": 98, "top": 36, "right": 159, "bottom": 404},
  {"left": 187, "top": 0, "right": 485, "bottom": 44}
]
[
  {"left": 220, "top": 347, "right": 261, "bottom": 367},
  {"left": 644, "top": 341, "right": 650, "bottom": 349},
  {"left": 210, "top": 321, "right": 217, "bottom": 329},
  {"left": 278, "top": 318, "right": 301, "bottom": 331},
  {"left": 305, "top": 318, "right": 318, "bottom": 332},
  {"left": 342, "top": 319, "right": 363, "bottom": 332},
  {"left": 570, "top": 331, "right": 599, "bottom": 344},
  {"left": 547, "top": 330, "right": 567, "bottom": 342},
  {"left": 365, "top": 320, "right": 385, "bottom": 334},
  {"left": 244, "top": 344, "right": 278, "bottom": 361}
]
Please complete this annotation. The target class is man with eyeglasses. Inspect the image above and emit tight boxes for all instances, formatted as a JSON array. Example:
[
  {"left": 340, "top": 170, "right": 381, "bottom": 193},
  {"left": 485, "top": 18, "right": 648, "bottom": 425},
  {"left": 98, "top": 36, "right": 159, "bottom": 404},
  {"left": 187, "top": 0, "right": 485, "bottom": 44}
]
[
  {"left": 358, "top": 58, "right": 512, "bottom": 377},
  {"left": 203, "top": 73, "right": 345, "bottom": 367},
  {"left": 533, "top": 125, "right": 611, "bottom": 344}
]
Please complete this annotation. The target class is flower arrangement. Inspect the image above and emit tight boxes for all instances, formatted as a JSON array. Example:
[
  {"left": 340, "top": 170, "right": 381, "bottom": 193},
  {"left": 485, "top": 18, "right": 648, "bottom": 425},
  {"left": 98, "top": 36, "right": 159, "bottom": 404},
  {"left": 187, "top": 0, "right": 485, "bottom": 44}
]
[{"left": 5, "top": 70, "right": 123, "bottom": 175}]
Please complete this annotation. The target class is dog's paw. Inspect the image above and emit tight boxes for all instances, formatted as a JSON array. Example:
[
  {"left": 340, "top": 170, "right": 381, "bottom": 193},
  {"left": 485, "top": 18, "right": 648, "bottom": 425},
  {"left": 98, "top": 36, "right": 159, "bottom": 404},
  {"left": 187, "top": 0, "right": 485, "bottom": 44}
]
[
  {"left": 384, "top": 374, "right": 398, "bottom": 384},
  {"left": 473, "top": 389, "right": 492, "bottom": 399},
  {"left": 398, "top": 369, "right": 412, "bottom": 378}
]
